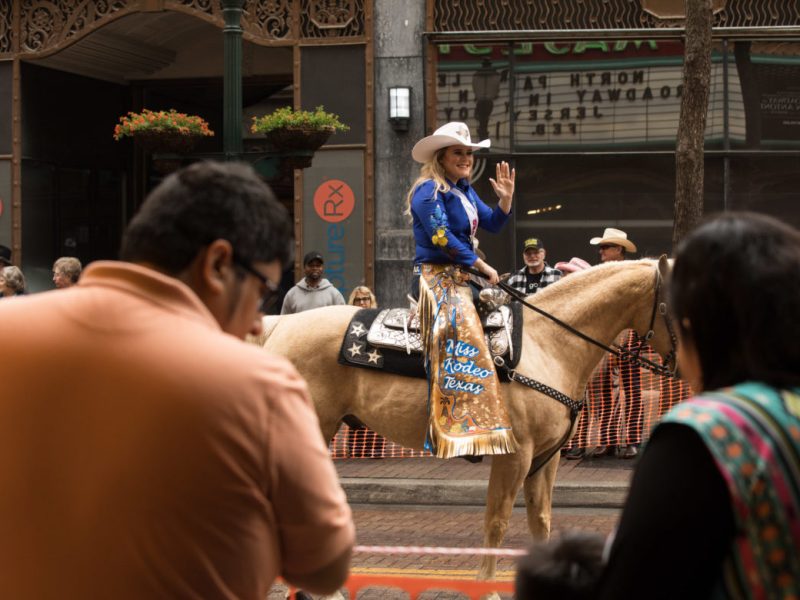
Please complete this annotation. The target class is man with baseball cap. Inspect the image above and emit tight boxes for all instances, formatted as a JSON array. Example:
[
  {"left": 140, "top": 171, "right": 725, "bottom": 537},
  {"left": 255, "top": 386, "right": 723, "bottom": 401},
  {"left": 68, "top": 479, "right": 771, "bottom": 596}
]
[
  {"left": 506, "top": 237, "right": 562, "bottom": 296},
  {"left": 280, "top": 250, "right": 345, "bottom": 314}
]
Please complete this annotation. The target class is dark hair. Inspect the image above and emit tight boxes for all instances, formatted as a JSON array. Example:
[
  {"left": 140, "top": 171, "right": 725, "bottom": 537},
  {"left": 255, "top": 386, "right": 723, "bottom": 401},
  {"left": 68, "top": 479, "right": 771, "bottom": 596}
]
[
  {"left": 669, "top": 212, "right": 800, "bottom": 390},
  {"left": 120, "top": 161, "right": 290, "bottom": 273},
  {"left": 515, "top": 532, "right": 605, "bottom": 600}
]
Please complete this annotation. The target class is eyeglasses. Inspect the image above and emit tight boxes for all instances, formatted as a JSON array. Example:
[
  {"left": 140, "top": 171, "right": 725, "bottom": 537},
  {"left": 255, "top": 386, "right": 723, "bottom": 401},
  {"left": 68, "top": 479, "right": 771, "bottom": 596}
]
[
  {"left": 353, "top": 296, "right": 372, "bottom": 304},
  {"left": 233, "top": 255, "right": 280, "bottom": 314}
]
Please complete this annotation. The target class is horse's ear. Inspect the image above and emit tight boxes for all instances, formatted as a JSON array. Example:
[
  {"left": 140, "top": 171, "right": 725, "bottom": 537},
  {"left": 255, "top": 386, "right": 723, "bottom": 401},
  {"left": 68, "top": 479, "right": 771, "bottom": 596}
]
[{"left": 658, "top": 254, "right": 671, "bottom": 278}]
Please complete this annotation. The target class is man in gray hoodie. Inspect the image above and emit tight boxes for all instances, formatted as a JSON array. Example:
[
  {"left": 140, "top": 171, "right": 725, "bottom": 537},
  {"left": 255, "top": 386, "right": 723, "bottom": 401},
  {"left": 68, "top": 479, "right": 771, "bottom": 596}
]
[{"left": 280, "top": 251, "right": 346, "bottom": 314}]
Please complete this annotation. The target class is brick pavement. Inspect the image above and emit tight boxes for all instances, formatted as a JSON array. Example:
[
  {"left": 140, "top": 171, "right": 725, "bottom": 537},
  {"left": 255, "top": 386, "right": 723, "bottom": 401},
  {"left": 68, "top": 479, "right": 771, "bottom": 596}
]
[
  {"left": 267, "top": 503, "right": 620, "bottom": 600},
  {"left": 266, "top": 455, "right": 632, "bottom": 599}
]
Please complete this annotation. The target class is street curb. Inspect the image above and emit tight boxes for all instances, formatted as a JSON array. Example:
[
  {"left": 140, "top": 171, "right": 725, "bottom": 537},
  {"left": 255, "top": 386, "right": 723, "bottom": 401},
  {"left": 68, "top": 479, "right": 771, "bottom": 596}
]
[{"left": 341, "top": 478, "right": 627, "bottom": 509}]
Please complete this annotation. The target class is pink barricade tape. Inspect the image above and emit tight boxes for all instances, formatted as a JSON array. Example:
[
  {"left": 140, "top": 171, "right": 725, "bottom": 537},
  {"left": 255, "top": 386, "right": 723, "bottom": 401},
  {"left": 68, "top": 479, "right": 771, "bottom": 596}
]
[{"left": 354, "top": 545, "right": 527, "bottom": 557}]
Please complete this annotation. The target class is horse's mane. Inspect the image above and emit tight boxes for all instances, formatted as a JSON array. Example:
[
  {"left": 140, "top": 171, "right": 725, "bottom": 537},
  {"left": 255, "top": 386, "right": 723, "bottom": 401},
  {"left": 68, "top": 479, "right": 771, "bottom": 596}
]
[{"left": 527, "top": 259, "right": 658, "bottom": 314}]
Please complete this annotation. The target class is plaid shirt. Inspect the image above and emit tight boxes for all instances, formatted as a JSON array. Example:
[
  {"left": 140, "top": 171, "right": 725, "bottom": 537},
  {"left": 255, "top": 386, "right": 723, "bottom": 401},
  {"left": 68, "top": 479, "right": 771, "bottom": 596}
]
[{"left": 506, "top": 264, "right": 562, "bottom": 296}]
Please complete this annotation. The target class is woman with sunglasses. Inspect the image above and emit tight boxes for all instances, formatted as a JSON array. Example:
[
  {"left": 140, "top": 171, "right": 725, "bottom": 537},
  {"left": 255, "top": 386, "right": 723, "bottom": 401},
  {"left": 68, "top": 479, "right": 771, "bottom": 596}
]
[{"left": 348, "top": 285, "right": 377, "bottom": 309}]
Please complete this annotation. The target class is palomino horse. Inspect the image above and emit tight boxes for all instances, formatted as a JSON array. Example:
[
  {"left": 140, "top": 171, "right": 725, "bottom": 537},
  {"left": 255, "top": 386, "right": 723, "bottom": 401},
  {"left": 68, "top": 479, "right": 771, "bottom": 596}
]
[{"left": 257, "top": 257, "right": 674, "bottom": 583}]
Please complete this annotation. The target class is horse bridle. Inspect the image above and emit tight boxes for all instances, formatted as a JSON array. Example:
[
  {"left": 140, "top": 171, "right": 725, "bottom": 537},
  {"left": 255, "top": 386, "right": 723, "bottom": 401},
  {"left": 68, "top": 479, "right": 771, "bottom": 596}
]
[
  {"left": 463, "top": 263, "right": 679, "bottom": 477},
  {"left": 621, "top": 266, "right": 679, "bottom": 378},
  {"left": 466, "top": 263, "right": 679, "bottom": 379}
]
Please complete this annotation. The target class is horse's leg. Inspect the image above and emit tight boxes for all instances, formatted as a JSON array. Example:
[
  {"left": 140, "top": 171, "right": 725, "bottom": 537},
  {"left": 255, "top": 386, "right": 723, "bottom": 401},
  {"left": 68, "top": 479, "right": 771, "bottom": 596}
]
[
  {"left": 478, "top": 443, "right": 533, "bottom": 582},
  {"left": 522, "top": 454, "right": 560, "bottom": 540}
]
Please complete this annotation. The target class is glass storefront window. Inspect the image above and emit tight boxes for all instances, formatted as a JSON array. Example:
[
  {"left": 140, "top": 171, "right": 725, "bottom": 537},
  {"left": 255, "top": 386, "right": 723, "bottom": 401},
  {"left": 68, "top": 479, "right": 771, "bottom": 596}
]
[{"left": 728, "top": 156, "right": 800, "bottom": 227}]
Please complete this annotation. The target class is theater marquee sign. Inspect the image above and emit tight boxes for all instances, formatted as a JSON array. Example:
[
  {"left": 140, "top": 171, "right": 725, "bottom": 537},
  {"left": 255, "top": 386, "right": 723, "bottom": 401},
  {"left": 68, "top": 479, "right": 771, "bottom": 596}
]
[{"left": 435, "top": 41, "right": 746, "bottom": 152}]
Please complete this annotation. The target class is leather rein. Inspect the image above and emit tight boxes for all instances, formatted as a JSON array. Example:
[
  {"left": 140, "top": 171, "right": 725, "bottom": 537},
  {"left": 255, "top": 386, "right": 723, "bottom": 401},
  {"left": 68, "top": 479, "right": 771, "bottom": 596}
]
[{"left": 463, "top": 264, "right": 679, "bottom": 476}]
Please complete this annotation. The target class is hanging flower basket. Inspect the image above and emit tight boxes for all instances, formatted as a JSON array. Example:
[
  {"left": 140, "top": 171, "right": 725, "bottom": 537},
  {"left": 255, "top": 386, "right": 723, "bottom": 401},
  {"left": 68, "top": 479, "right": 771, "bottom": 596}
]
[
  {"left": 263, "top": 127, "right": 334, "bottom": 154},
  {"left": 113, "top": 108, "right": 214, "bottom": 155},
  {"left": 252, "top": 105, "right": 348, "bottom": 155},
  {"left": 134, "top": 131, "right": 205, "bottom": 155}
]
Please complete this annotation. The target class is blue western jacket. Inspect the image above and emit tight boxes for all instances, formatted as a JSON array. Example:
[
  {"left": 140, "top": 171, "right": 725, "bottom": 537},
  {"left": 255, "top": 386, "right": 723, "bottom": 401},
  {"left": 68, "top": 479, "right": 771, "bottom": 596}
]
[{"left": 410, "top": 178, "right": 511, "bottom": 266}]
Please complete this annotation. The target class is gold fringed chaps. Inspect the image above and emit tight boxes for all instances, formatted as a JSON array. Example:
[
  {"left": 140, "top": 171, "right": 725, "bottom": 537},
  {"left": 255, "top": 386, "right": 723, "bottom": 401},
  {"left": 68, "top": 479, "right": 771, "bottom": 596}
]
[{"left": 418, "top": 264, "right": 517, "bottom": 459}]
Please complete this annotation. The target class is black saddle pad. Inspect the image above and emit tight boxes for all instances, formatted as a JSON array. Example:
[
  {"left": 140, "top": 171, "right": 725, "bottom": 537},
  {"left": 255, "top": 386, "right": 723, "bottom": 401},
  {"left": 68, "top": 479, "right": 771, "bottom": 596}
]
[
  {"left": 337, "top": 301, "right": 524, "bottom": 379},
  {"left": 337, "top": 308, "right": 426, "bottom": 379}
]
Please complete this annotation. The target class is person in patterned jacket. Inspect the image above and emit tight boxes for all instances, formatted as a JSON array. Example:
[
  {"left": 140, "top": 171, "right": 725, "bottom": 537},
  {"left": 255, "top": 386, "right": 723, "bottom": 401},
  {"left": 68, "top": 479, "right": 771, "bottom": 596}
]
[{"left": 517, "top": 212, "right": 800, "bottom": 599}]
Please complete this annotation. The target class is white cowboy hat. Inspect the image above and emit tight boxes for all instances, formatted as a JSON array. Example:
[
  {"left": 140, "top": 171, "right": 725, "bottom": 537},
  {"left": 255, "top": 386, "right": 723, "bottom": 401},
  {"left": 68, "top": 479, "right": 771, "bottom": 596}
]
[
  {"left": 411, "top": 122, "right": 490, "bottom": 163},
  {"left": 589, "top": 227, "right": 637, "bottom": 253}
]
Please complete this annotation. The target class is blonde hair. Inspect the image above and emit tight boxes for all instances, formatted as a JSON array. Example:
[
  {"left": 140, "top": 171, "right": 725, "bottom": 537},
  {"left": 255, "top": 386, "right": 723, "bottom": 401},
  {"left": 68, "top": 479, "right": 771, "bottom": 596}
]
[
  {"left": 348, "top": 285, "right": 377, "bottom": 308},
  {"left": 404, "top": 148, "right": 459, "bottom": 215}
]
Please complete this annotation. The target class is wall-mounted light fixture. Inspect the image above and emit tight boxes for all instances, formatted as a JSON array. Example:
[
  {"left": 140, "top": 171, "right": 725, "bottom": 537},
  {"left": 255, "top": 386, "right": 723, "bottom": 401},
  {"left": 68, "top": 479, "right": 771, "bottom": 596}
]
[{"left": 389, "top": 86, "right": 411, "bottom": 132}]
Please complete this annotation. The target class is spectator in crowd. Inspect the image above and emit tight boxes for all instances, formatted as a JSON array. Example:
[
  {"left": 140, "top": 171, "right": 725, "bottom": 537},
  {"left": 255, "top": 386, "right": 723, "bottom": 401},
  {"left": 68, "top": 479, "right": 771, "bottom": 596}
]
[
  {"left": 507, "top": 237, "right": 562, "bottom": 296},
  {"left": 0, "top": 244, "right": 11, "bottom": 267},
  {"left": 589, "top": 227, "right": 636, "bottom": 263},
  {"left": 554, "top": 256, "right": 591, "bottom": 275},
  {"left": 52, "top": 256, "right": 82, "bottom": 288},
  {"left": 0, "top": 266, "right": 26, "bottom": 297},
  {"left": 348, "top": 285, "right": 377, "bottom": 308},
  {"left": 516, "top": 531, "right": 606, "bottom": 600},
  {"left": 346, "top": 284, "right": 383, "bottom": 457},
  {"left": 517, "top": 212, "right": 800, "bottom": 599},
  {"left": 0, "top": 161, "right": 354, "bottom": 599},
  {"left": 588, "top": 227, "right": 642, "bottom": 459},
  {"left": 281, "top": 251, "right": 345, "bottom": 314}
]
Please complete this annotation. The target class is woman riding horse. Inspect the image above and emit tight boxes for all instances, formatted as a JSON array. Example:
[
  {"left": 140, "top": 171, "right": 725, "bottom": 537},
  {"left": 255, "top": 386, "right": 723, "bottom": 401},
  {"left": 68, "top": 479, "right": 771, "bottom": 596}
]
[{"left": 406, "top": 121, "right": 516, "bottom": 459}]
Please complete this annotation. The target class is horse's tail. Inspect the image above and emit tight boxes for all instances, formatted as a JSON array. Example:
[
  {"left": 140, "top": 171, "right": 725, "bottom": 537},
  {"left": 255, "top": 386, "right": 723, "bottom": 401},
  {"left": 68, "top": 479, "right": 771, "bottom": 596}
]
[{"left": 247, "top": 315, "right": 281, "bottom": 348}]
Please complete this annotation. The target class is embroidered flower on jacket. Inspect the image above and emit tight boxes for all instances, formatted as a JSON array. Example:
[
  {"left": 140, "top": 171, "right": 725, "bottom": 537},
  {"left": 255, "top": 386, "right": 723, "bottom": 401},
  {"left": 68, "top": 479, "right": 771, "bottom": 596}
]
[{"left": 430, "top": 206, "right": 449, "bottom": 247}]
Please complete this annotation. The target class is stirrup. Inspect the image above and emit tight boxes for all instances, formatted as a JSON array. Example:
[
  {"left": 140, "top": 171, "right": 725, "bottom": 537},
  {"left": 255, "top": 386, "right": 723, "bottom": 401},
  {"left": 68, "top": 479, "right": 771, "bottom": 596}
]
[{"left": 407, "top": 294, "right": 418, "bottom": 317}]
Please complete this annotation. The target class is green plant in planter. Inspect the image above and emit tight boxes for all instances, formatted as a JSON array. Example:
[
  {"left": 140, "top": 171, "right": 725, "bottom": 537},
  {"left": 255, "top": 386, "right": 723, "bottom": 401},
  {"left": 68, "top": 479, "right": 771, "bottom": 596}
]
[{"left": 250, "top": 105, "right": 349, "bottom": 135}]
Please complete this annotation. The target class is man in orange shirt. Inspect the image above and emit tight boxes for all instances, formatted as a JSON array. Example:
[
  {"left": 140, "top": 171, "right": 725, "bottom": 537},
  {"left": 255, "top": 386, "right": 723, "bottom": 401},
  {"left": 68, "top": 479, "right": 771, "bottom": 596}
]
[{"left": 0, "top": 161, "right": 354, "bottom": 599}]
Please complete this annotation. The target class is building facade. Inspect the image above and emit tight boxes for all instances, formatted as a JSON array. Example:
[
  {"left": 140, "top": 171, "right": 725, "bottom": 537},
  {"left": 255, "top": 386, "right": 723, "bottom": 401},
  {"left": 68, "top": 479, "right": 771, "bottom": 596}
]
[
  {"left": 374, "top": 0, "right": 800, "bottom": 308},
  {"left": 1, "top": 1, "right": 799, "bottom": 306}
]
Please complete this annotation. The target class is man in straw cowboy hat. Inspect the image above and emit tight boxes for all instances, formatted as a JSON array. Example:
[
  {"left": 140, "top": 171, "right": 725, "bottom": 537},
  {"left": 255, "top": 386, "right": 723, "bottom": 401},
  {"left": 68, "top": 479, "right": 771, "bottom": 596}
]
[
  {"left": 589, "top": 227, "right": 637, "bottom": 263},
  {"left": 405, "top": 121, "right": 517, "bottom": 460},
  {"left": 587, "top": 226, "right": 642, "bottom": 460}
]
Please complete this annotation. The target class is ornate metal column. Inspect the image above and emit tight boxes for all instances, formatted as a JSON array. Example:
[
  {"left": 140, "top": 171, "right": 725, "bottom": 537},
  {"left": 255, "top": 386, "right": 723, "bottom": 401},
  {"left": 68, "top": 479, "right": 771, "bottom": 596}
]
[{"left": 222, "top": 0, "right": 245, "bottom": 161}]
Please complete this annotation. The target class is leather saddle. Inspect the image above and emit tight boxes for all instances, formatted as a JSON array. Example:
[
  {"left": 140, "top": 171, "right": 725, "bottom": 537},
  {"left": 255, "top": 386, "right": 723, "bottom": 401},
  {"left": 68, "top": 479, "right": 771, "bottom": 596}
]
[
  {"left": 338, "top": 295, "right": 523, "bottom": 377},
  {"left": 366, "top": 303, "right": 520, "bottom": 365}
]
